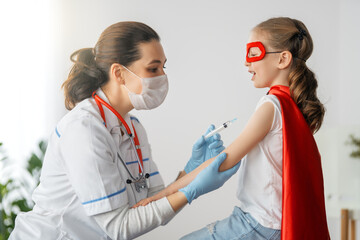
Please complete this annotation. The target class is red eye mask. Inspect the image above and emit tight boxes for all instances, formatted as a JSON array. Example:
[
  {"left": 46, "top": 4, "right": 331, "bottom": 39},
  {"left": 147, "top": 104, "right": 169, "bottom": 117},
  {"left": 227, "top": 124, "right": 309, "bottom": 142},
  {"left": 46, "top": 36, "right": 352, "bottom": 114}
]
[
  {"left": 246, "top": 41, "right": 266, "bottom": 62},
  {"left": 246, "top": 41, "right": 282, "bottom": 63}
]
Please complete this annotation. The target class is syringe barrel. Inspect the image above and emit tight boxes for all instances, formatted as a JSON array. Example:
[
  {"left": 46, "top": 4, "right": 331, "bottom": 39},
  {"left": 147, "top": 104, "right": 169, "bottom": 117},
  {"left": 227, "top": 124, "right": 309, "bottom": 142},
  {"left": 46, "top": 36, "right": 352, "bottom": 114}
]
[
  {"left": 203, "top": 118, "right": 237, "bottom": 140},
  {"left": 204, "top": 125, "right": 225, "bottom": 139}
]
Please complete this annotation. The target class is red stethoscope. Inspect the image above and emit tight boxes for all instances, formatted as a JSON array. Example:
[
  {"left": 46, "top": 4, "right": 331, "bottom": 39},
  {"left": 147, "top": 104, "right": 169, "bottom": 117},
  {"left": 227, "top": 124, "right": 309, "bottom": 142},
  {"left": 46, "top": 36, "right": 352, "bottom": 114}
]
[{"left": 92, "top": 91, "right": 150, "bottom": 192}]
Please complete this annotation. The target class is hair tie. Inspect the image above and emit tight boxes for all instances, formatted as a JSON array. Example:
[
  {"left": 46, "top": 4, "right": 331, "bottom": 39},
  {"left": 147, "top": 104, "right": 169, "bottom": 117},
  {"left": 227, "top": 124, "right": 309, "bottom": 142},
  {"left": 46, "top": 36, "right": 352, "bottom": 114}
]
[
  {"left": 296, "top": 57, "right": 307, "bottom": 63},
  {"left": 92, "top": 48, "right": 97, "bottom": 62},
  {"left": 297, "top": 29, "right": 307, "bottom": 41}
]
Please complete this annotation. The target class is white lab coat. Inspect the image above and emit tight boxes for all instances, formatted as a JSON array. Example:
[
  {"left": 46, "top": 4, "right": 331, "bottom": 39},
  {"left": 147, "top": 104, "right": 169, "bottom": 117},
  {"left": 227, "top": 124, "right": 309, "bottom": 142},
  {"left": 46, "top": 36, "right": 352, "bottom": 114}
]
[{"left": 9, "top": 89, "right": 175, "bottom": 240}]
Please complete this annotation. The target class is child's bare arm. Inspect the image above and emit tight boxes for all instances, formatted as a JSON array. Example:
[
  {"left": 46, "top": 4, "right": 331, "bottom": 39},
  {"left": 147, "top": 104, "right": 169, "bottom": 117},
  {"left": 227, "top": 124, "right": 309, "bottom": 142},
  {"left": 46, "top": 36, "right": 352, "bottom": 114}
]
[
  {"left": 219, "top": 102, "right": 275, "bottom": 171},
  {"left": 133, "top": 102, "right": 275, "bottom": 208},
  {"left": 132, "top": 157, "right": 214, "bottom": 208}
]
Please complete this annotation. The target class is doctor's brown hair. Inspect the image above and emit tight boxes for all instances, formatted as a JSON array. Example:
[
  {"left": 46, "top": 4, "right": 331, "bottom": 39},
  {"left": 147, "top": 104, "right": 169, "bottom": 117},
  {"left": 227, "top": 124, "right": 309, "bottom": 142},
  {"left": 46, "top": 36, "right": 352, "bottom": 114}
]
[
  {"left": 62, "top": 21, "right": 160, "bottom": 110},
  {"left": 254, "top": 17, "right": 325, "bottom": 133}
]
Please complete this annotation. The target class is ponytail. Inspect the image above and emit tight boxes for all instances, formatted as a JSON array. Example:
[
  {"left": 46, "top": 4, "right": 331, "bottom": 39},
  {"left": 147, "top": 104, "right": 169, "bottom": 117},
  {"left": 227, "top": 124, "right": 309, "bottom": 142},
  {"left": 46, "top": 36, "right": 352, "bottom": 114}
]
[
  {"left": 62, "top": 48, "right": 106, "bottom": 110},
  {"left": 255, "top": 17, "right": 325, "bottom": 133},
  {"left": 289, "top": 60, "right": 325, "bottom": 133},
  {"left": 61, "top": 22, "right": 160, "bottom": 110}
]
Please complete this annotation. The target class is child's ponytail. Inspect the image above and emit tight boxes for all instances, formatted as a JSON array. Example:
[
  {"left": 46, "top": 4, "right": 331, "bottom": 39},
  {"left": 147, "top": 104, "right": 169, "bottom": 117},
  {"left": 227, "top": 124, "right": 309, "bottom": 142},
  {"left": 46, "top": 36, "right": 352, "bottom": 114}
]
[
  {"left": 289, "top": 59, "right": 325, "bottom": 133},
  {"left": 255, "top": 17, "right": 325, "bottom": 133}
]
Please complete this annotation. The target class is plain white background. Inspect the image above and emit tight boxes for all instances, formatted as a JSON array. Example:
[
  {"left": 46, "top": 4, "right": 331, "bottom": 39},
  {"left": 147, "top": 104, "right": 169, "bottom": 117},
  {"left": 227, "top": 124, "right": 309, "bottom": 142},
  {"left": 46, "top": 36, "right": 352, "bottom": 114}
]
[{"left": 1, "top": 0, "right": 360, "bottom": 239}]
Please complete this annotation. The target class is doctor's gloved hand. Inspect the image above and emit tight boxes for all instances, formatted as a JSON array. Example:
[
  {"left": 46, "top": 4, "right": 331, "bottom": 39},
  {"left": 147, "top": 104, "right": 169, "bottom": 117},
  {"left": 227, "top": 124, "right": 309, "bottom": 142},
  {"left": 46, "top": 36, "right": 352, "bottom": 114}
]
[
  {"left": 179, "top": 153, "right": 240, "bottom": 204},
  {"left": 184, "top": 125, "right": 225, "bottom": 174}
]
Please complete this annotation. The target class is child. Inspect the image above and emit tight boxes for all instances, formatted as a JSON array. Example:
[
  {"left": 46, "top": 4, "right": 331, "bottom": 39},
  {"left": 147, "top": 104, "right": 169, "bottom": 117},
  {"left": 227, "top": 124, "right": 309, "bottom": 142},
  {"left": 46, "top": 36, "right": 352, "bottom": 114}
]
[{"left": 134, "top": 17, "right": 330, "bottom": 240}]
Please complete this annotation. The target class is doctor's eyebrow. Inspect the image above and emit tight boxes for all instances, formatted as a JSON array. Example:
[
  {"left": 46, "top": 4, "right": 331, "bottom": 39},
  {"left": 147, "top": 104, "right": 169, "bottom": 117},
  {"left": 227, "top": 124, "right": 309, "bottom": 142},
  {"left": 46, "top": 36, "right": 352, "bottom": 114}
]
[{"left": 147, "top": 59, "right": 167, "bottom": 65}]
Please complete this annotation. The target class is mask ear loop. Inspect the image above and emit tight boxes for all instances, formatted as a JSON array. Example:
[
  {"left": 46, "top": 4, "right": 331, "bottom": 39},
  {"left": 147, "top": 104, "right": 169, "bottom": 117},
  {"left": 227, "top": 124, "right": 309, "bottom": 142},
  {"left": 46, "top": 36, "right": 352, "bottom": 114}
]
[
  {"left": 121, "top": 65, "right": 143, "bottom": 94},
  {"left": 122, "top": 84, "right": 132, "bottom": 94},
  {"left": 122, "top": 65, "right": 143, "bottom": 80}
]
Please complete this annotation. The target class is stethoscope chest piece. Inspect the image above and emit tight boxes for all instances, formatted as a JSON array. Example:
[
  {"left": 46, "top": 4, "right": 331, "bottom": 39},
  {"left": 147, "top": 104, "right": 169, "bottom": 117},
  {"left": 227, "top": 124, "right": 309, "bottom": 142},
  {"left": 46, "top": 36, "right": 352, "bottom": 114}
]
[
  {"left": 134, "top": 178, "right": 148, "bottom": 192},
  {"left": 126, "top": 173, "right": 150, "bottom": 192}
]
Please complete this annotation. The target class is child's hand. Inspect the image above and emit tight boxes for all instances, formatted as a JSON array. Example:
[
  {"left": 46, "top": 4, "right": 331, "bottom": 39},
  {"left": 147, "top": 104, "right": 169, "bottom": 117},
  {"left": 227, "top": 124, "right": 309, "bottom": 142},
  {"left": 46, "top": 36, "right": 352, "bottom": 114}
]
[{"left": 132, "top": 196, "right": 155, "bottom": 208}]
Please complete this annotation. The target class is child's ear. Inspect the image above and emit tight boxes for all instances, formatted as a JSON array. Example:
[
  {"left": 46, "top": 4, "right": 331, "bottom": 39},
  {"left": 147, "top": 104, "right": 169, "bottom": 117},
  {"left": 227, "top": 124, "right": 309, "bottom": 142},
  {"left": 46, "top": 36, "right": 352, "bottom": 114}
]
[{"left": 278, "top": 51, "right": 293, "bottom": 69}]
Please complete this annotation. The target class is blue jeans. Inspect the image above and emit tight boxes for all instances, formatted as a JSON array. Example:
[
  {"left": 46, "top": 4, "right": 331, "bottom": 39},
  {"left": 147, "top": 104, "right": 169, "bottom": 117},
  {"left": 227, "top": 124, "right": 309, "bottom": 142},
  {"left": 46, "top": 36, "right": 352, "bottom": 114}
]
[{"left": 180, "top": 207, "right": 280, "bottom": 240}]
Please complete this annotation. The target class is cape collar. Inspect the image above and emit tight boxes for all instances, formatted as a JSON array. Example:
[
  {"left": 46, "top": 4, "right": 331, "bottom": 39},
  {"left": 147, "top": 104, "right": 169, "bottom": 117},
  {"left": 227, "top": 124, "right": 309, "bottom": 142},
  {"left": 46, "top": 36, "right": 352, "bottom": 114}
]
[{"left": 267, "top": 85, "right": 290, "bottom": 96}]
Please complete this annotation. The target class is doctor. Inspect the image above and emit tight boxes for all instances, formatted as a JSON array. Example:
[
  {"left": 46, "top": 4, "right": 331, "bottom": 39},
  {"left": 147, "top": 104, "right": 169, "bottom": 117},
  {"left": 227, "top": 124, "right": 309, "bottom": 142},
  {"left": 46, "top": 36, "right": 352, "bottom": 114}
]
[{"left": 10, "top": 22, "right": 240, "bottom": 240}]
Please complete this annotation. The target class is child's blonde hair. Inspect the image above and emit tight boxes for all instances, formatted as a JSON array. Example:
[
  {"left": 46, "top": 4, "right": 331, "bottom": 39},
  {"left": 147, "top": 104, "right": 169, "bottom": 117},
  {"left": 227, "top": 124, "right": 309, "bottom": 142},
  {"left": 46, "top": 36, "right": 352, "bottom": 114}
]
[{"left": 254, "top": 17, "right": 325, "bottom": 133}]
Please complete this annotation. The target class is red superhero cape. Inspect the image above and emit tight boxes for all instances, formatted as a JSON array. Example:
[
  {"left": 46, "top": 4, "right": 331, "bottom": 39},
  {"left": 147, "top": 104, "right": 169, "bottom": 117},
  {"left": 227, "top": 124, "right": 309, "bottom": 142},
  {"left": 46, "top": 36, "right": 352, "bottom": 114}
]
[{"left": 268, "top": 85, "right": 330, "bottom": 240}]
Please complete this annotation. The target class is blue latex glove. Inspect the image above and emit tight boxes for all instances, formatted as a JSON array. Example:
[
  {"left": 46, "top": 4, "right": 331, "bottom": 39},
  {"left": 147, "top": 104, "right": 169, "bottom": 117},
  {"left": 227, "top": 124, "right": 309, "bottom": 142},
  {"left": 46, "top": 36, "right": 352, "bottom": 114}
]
[
  {"left": 184, "top": 125, "right": 225, "bottom": 174},
  {"left": 179, "top": 153, "right": 240, "bottom": 204}
]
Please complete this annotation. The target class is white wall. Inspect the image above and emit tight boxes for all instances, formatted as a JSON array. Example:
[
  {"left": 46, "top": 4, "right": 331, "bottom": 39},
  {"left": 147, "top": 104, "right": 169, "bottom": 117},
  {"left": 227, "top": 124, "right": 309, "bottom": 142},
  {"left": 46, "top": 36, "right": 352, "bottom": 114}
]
[
  {"left": 1, "top": 0, "right": 360, "bottom": 239},
  {"left": 0, "top": 0, "right": 55, "bottom": 163}
]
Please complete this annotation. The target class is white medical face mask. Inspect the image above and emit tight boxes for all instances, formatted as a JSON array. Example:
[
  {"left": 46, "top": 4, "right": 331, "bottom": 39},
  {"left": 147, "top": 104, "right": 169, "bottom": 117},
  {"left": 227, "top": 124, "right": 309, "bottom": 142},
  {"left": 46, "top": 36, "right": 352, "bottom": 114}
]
[{"left": 122, "top": 66, "right": 169, "bottom": 110}]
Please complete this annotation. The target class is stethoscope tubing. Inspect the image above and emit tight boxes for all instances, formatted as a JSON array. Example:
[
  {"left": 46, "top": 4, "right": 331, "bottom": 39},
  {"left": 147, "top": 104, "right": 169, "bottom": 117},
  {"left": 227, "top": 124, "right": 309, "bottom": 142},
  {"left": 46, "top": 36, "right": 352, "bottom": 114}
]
[
  {"left": 117, "top": 152, "right": 146, "bottom": 183},
  {"left": 92, "top": 92, "right": 146, "bottom": 176}
]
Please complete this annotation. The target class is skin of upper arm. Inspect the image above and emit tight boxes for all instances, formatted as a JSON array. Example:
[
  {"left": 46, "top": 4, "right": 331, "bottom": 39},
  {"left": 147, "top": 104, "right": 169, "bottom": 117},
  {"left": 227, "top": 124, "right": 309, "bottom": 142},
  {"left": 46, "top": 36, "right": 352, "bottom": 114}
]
[
  {"left": 135, "top": 102, "right": 275, "bottom": 202},
  {"left": 218, "top": 101, "right": 275, "bottom": 171}
]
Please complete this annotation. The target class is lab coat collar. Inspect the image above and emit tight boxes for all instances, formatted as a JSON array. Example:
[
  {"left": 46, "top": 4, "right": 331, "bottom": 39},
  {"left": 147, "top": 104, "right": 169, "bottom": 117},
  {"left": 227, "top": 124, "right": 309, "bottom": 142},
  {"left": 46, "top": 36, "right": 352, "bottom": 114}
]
[{"left": 95, "top": 88, "right": 135, "bottom": 140}]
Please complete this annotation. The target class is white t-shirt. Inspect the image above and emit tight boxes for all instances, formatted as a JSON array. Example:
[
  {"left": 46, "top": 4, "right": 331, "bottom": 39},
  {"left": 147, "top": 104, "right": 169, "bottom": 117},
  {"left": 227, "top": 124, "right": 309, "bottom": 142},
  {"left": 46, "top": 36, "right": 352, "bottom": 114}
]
[{"left": 237, "top": 94, "right": 283, "bottom": 230}]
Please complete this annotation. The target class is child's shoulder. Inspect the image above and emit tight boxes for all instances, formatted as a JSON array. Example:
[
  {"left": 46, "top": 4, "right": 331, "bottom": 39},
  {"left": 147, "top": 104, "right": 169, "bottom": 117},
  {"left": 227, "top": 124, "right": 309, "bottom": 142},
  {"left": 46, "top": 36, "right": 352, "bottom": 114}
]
[{"left": 256, "top": 95, "right": 281, "bottom": 111}]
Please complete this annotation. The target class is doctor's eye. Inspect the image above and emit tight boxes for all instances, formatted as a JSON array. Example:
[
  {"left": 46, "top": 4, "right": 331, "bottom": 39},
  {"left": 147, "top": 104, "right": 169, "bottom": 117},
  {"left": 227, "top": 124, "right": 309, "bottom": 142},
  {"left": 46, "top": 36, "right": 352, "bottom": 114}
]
[{"left": 149, "top": 68, "right": 158, "bottom": 73}]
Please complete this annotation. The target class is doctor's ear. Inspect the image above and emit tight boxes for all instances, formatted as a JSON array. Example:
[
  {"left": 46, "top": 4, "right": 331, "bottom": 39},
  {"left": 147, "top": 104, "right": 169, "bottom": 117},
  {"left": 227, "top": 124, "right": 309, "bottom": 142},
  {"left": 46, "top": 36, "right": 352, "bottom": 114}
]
[
  {"left": 109, "top": 63, "right": 126, "bottom": 84},
  {"left": 278, "top": 51, "right": 293, "bottom": 69}
]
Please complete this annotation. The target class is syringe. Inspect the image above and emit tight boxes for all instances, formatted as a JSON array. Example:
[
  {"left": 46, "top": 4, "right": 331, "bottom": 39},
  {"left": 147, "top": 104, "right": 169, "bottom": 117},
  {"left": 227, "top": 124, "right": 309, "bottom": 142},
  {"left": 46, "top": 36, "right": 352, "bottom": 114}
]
[{"left": 204, "top": 118, "right": 237, "bottom": 139}]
